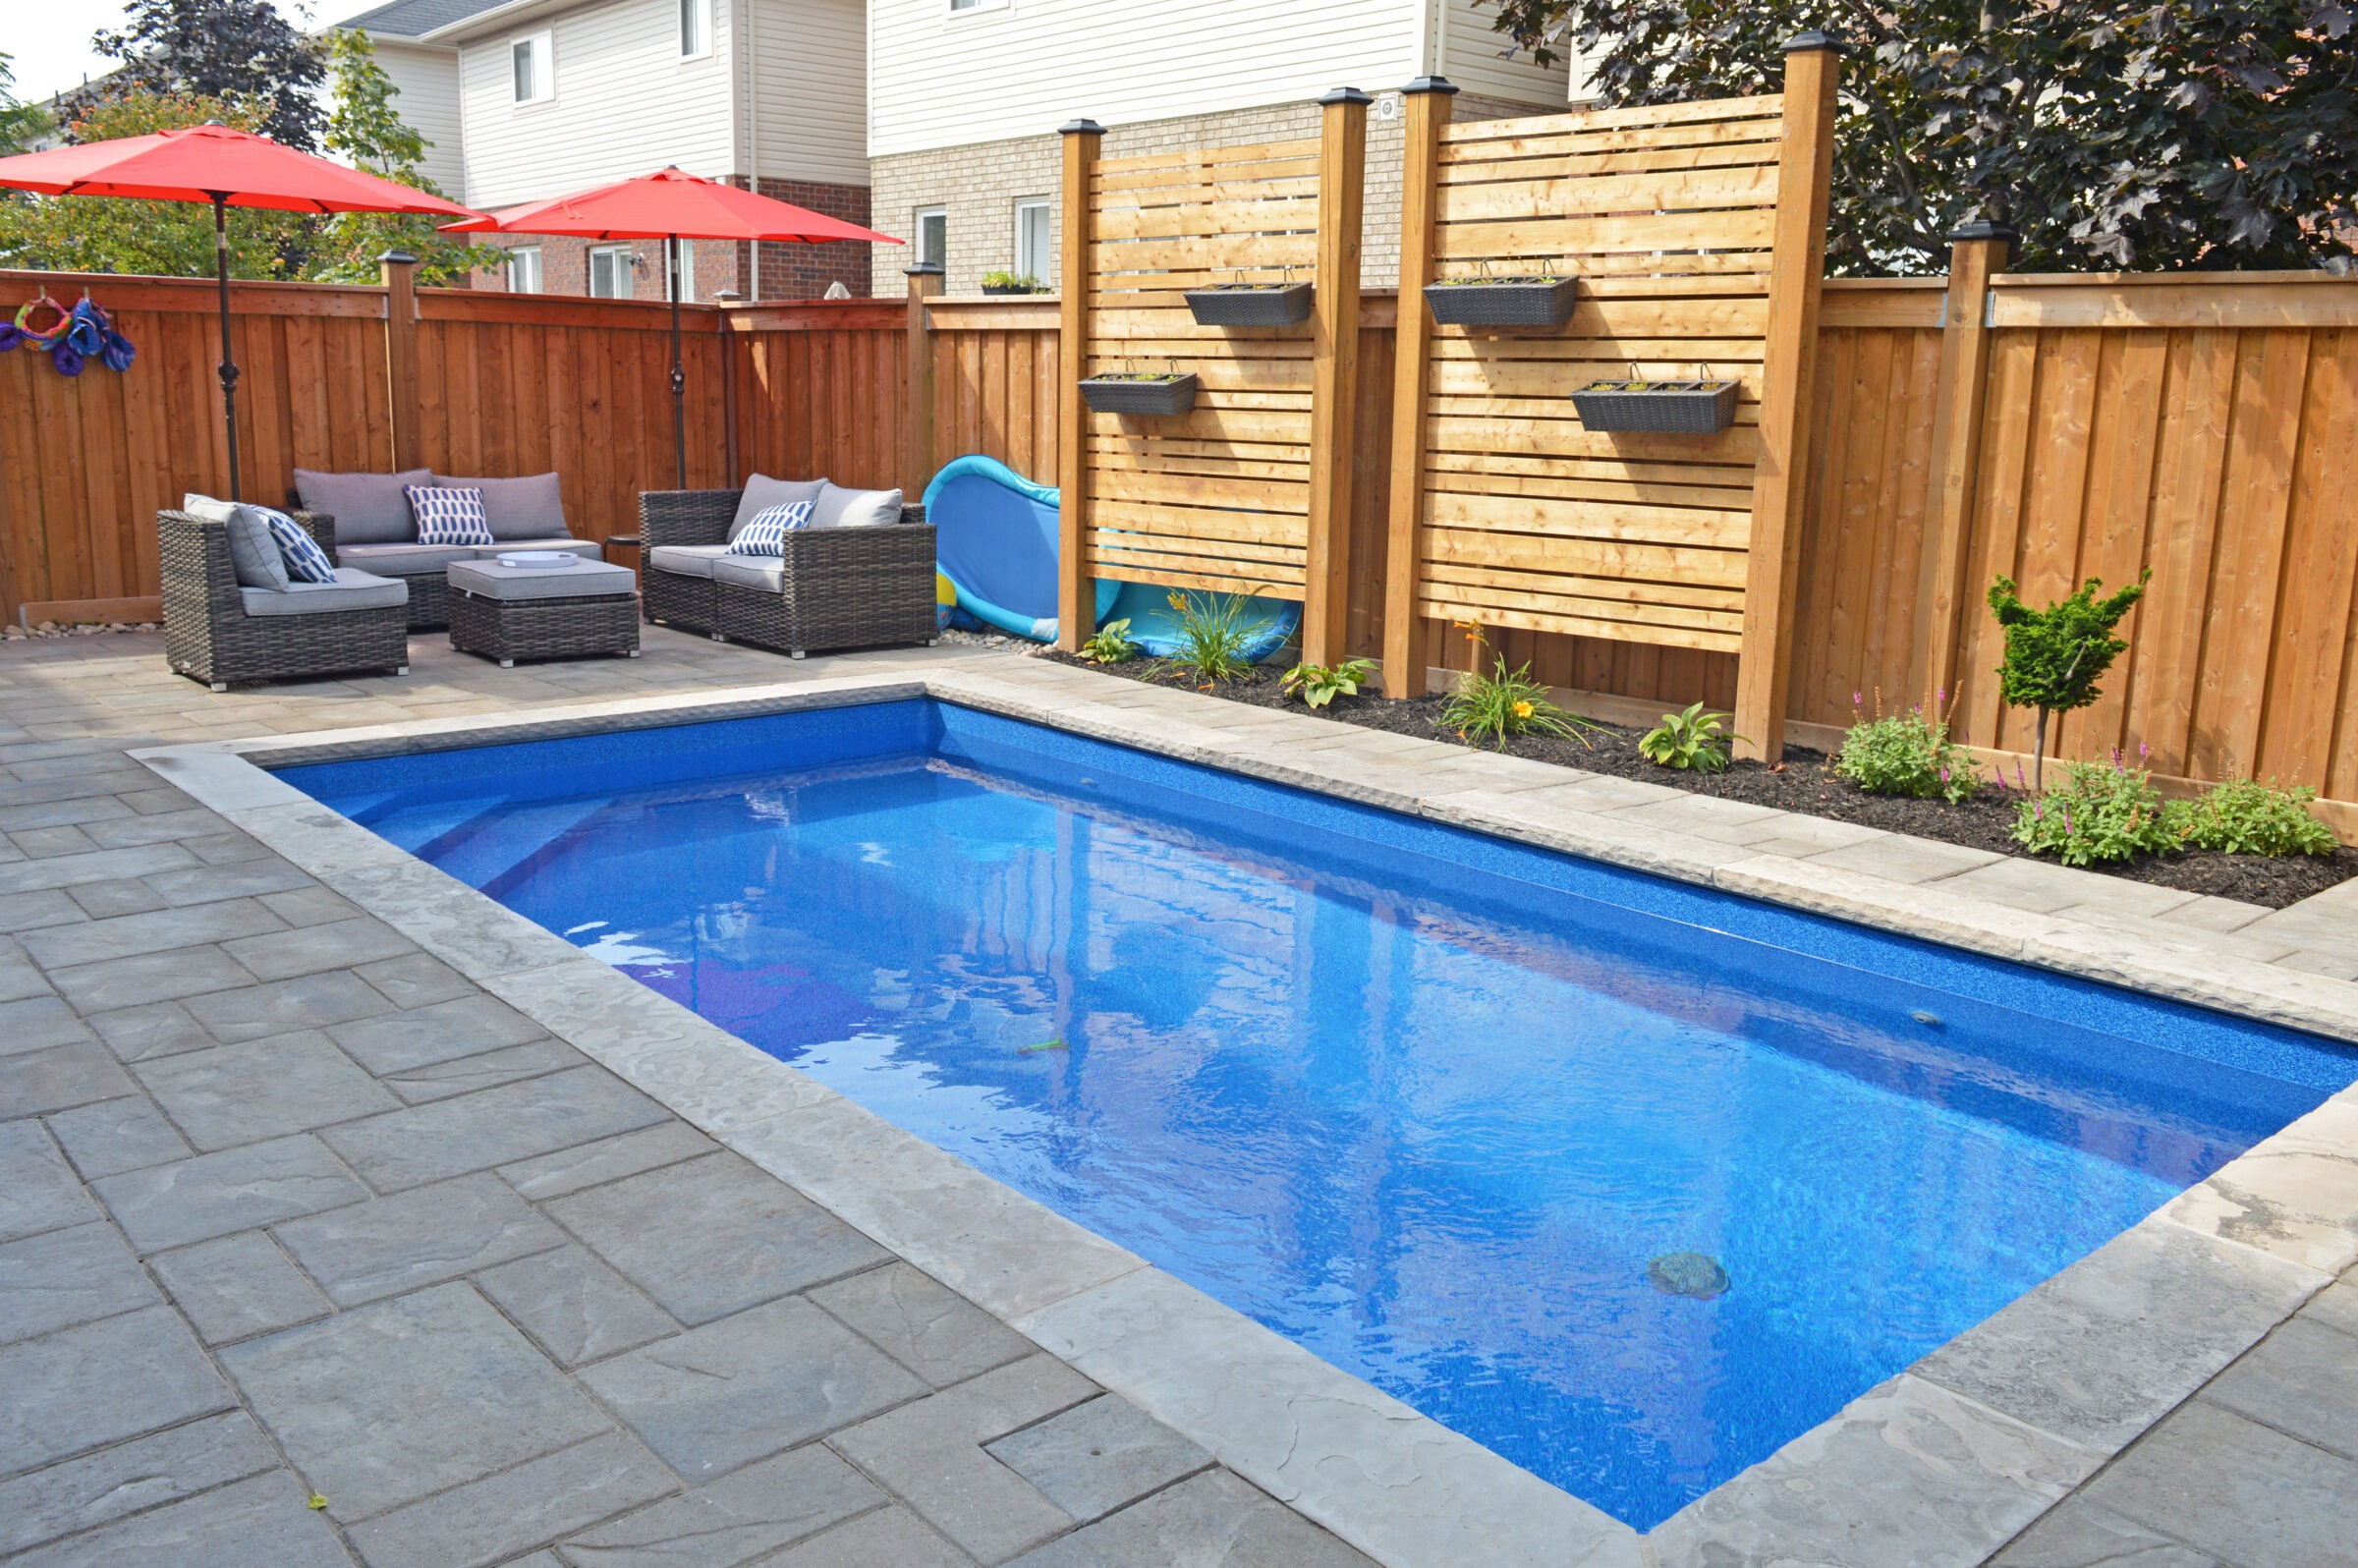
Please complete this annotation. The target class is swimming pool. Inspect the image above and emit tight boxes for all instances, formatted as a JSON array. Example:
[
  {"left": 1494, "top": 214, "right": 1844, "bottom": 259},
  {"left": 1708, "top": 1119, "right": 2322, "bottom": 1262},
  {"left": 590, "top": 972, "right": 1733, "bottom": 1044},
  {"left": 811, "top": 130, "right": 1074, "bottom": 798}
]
[{"left": 282, "top": 700, "right": 2354, "bottom": 1530}]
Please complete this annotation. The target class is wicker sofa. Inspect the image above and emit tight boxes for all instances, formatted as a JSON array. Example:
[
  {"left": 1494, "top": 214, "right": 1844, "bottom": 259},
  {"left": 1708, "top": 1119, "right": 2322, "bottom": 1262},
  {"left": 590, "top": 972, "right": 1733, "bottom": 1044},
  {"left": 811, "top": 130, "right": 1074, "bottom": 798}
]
[
  {"left": 160, "top": 510, "right": 411, "bottom": 690},
  {"left": 639, "top": 488, "right": 938, "bottom": 657},
  {"left": 290, "top": 471, "right": 605, "bottom": 633}
]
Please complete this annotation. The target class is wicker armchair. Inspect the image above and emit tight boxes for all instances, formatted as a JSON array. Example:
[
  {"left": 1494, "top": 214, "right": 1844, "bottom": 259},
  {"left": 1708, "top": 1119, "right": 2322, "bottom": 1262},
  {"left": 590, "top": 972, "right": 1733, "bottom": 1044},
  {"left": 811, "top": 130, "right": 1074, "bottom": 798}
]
[
  {"left": 159, "top": 510, "right": 410, "bottom": 690},
  {"left": 638, "top": 489, "right": 938, "bottom": 657}
]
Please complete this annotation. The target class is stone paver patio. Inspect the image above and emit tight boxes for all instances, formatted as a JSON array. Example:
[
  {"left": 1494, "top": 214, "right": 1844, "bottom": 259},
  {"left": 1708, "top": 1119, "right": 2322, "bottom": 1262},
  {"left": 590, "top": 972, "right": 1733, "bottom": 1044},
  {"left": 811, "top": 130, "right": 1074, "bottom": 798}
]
[{"left": 0, "top": 627, "right": 2353, "bottom": 1567}]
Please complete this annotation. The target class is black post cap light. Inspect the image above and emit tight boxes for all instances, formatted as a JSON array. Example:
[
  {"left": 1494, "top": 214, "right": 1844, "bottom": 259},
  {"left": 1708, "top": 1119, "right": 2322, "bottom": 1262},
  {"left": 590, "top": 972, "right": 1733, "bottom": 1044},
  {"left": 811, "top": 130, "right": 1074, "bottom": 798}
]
[
  {"left": 1318, "top": 86, "right": 1375, "bottom": 106},
  {"left": 1401, "top": 75, "right": 1460, "bottom": 95}
]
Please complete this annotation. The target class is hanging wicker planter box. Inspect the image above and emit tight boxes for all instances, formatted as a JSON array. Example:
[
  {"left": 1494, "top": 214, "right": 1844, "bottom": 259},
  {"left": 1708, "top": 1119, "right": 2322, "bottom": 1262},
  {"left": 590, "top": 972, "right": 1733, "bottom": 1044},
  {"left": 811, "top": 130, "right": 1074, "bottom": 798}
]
[
  {"left": 1079, "top": 372, "right": 1200, "bottom": 417},
  {"left": 1183, "top": 282, "right": 1315, "bottom": 326},
  {"left": 1423, "top": 275, "right": 1579, "bottom": 327},
  {"left": 1571, "top": 379, "right": 1740, "bottom": 433}
]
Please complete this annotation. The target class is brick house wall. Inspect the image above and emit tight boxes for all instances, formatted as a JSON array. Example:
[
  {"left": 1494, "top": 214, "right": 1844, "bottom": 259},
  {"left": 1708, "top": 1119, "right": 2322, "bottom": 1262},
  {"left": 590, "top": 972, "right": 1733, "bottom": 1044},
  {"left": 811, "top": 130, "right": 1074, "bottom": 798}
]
[
  {"left": 467, "top": 178, "right": 875, "bottom": 300},
  {"left": 866, "top": 91, "right": 1543, "bottom": 297}
]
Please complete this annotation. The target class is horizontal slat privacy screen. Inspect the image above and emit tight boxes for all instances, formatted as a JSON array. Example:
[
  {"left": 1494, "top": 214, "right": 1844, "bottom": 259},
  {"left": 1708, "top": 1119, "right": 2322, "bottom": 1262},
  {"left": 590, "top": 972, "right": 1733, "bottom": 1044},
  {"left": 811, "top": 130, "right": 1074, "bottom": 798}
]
[{"left": 1414, "top": 94, "right": 1789, "bottom": 656}]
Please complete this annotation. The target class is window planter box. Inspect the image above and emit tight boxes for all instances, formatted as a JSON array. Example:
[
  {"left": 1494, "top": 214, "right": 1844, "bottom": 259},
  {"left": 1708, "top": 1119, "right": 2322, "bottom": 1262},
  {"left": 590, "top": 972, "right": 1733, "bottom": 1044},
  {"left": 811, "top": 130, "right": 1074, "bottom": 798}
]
[
  {"left": 1423, "top": 276, "right": 1579, "bottom": 327},
  {"left": 1571, "top": 379, "right": 1740, "bottom": 433},
  {"left": 1183, "top": 282, "right": 1315, "bottom": 327},
  {"left": 1079, "top": 372, "right": 1200, "bottom": 417},
  {"left": 982, "top": 283, "right": 1047, "bottom": 296}
]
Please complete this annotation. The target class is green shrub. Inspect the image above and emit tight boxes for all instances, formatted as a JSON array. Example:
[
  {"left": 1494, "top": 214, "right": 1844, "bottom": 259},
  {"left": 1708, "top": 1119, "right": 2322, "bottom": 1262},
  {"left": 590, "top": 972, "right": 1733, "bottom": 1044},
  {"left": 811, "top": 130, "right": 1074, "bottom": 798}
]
[
  {"left": 2012, "top": 758, "right": 2177, "bottom": 866},
  {"left": 1987, "top": 570, "right": 2149, "bottom": 790},
  {"left": 2166, "top": 778, "right": 2338, "bottom": 857},
  {"left": 1833, "top": 695, "right": 1980, "bottom": 803},
  {"left": 1639, "top": 701, "right": 1739, "bottom": 774},
  {"left": 1438, "top": 624, "right": 1593, "bottom": 750},
  {"left": 1162, "top": 590, "right": 1266, "bottom": 684},
  {"left": 1281, "top": 657, "right": 1374, "bottom": 709},
  {"left": 1079, "top": 617, "right": 1139, "bottom": 665}
]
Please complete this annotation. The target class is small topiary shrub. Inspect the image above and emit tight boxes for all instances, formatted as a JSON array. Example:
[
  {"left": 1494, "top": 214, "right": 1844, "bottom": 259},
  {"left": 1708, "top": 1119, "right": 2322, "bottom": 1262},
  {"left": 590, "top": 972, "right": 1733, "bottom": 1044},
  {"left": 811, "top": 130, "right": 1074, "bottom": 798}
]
[
  {"left": 2165, "top": 778, "right": 2339, "bottom": 857},
  {"left": 2012, "top": 757, "right": 2176, "bottom": 866},
  {"left": 1988, "top": 570, "right": 2150, "bottom": 791},
  {"left": 1833, "top": 692, "right": 1981, "bottom": 803}
]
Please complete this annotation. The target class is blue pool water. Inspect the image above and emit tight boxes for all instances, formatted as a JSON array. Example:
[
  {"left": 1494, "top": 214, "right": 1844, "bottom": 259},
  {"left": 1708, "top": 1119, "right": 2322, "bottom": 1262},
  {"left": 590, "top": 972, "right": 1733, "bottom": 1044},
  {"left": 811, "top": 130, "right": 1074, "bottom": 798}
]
[{"left": 282, "top": 700, "right": 2354, "bottom": 1530}]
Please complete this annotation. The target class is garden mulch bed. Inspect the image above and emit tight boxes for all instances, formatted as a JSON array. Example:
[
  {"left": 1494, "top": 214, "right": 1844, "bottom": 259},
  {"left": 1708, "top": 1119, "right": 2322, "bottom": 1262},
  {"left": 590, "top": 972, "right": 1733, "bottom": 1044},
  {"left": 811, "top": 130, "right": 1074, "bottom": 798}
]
[{"left": 1041, "top": 651, "right": 2357, "bottom": 911}]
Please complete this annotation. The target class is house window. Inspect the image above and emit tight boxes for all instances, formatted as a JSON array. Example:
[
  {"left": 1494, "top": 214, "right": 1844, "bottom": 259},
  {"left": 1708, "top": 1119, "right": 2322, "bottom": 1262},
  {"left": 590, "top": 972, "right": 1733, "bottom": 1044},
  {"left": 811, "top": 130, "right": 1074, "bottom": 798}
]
[
  {"left": 1013, "top": 198, "right": 1050, "bottom": 285},
  {"left": 914, "top": 206, "right": 947, "bottom": 270},
  {"left": 589, "top": 244, "right": 635, "bottom": 299},
  {"left": 666, "top": 239, "right": 697, "bottom": 302},
  {"left": 507, "top": 246, "right": 542, "bottom": 294},
  {"left": 511, "top": 30, "right": 553, "bottom": 103},
  {"left": 679, "top": 0, "right": 710, "bottom": 58},
  {"left": 949, "top": 0, "right": 1008, "bottom": 13}
]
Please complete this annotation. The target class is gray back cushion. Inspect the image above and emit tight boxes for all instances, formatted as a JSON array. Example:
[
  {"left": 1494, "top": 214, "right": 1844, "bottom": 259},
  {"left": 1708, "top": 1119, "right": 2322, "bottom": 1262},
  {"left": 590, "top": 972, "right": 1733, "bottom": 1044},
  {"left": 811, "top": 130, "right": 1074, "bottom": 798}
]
[
  {"left": 434, "top": 473, "right": 568, "bottom": 540},
  {"left": 812, "top": 482, "right": 905, "bottom": 530},
  {"left": 729, "top": 475, "right": 827, "bottom": 540},
  {"left": 292, "top": 468, "right": 432, "bottom": 545},
  {"left": 184, "top": 493, "right": 288, "bottom": 592}
]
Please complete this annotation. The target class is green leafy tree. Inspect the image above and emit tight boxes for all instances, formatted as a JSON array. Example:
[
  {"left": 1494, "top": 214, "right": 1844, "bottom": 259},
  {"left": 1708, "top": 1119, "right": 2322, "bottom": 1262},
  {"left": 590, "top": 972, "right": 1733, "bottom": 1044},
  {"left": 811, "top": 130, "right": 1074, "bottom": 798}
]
[
  {"left": 1477, "top": 0, "right": 2358, "bottom": 275},
  {"left": 0, "top": 53, "right": 53, "bottom": 156},
  {"left": 1987, "top": 570, "right": 2150, "bottom": 790},
  {"left": 83, "top": 0, "right": 325, "bottom": 149},
  {"left": 306, "top": 30, "right": 502, "bottom": 286}
]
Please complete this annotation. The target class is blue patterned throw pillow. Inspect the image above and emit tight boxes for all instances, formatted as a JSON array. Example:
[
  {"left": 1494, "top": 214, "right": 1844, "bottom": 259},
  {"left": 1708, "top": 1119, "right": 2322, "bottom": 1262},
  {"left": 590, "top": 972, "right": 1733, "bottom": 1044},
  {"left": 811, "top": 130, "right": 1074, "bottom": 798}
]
[
  {"left": 253, "top": 505, "right": 337, "bottom": 585},
  {"left": 726, "top": 500, "right": 814, "bottom": 555},
  {"left": 405, "top": 484, "right": 493, "bottom": 546}
]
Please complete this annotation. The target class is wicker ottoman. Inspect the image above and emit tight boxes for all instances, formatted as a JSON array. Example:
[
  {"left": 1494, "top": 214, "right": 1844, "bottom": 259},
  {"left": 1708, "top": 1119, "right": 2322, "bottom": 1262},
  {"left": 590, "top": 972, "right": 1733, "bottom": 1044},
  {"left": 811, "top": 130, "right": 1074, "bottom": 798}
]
[{"left": 446, "top": 557, "right": 641, "bottom": 668}]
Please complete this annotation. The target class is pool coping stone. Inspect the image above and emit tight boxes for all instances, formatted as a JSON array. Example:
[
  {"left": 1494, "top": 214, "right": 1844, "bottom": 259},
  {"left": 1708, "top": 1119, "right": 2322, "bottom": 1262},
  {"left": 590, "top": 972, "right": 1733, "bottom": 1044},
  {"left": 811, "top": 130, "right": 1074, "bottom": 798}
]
[{"left": 130, "top": 654, "right": 2358, "bottom": 1568}]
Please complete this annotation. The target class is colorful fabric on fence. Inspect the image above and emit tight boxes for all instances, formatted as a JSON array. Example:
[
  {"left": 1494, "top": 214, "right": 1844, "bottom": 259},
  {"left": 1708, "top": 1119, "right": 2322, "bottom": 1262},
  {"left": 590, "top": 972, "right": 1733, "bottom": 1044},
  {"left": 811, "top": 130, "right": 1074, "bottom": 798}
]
[
  {"left": 406, "top": 485, "right": 493, "bottom": 546},
  {"left": 255, "top": 506, "right": 338, "bottom": 584},
  {"left": 726, "top": 500, "right": 814, "bottom": 555}
]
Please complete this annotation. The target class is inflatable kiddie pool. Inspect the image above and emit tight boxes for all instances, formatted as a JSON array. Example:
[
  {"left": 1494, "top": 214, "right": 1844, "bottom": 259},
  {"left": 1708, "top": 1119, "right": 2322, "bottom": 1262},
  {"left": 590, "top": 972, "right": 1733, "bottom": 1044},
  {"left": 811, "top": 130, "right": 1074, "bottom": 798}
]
[{"left": 924, "top": 453, "right": 1300, "bottom": 661}]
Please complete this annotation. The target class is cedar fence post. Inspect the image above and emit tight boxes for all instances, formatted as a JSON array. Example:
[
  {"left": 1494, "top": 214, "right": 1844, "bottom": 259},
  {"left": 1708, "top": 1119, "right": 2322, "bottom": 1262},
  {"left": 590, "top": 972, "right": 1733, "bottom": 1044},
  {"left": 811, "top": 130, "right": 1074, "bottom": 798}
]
[
  {"left": 1730, "top": 34, "right": 1841, "bottom": 763},
  {"left": 1055, "top": 119, "right": 1104, "bottom": 652},
  {"left": 1911, "top": 220, "right": 2014, "bottom": 709},
  {"left": 1380, "top": 76, "right": 1455, "bottom": 698},
  {"left": 905, "top": 263, "right": 944, "bottom": 499},
  {"left": 379, "top": 250, "right": 421, "bottom": 475},
  {"left": 715, "top": 289, "right": 743, "bottom": 483},
  {"left": 1301, "top": 86, "right": 1372, "bottom": 669}
]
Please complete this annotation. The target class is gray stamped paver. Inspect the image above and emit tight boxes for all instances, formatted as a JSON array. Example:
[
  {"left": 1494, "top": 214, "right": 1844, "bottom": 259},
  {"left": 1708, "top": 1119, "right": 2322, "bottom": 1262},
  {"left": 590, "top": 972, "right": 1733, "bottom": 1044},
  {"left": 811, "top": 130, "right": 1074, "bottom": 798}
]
[
  {"left": 262, "top": 883, "right": 367, "bottom": 928},
  {"left": 352, "top": 951, "right": 477, "bottom": 1009},
  {"left": 0, "top": 1220, "right": 158, "bottom": 1344},
  {"left": 321, "top": 1066, "right": 669, "bottom": 1192},
  {"left": 0, "top": 1305, "right": 235, "bottom": 1480},
  {"left": 221, "top": 915, "right": 419, "bottom": 980},
  {"left": 3, "top": 1468, "right": 356, "bottom": 1568},
  {"left": 184, "top": 969, "right": 397, "bottom": 1042},
  {"left": 0, "top": 843, "right": 193, "bottom": 893},
  {"left": 48, "top": 945, "right": 259, "bottom": 1013},
  {"left": 273, "top": 1171, "right": 566, "bottom": 1307},
  {"left": 768, "top": 1508, "right": 978, "bottom": 1568},
  {"left": 143, "top": 855, "right": 316, "bottom": 906},
  {"left": 476, "top": 1246, "right": 678, "bottom": 1368},
  {"left": 345, "top": 1430, "right": 675, "bottom": 1568},
  {"left": 92, "top": 1133, "right": 370, "bottom": 1253},
  {"left": 329, "top": 993, "right": 551, "bottom": 1075},
  {"left": 381, "top": 1037, "right": 581, "bottom": 1102},
  {"left": 0, "top": 994, "right": 95, "bottom": 1053},
  {"left": 0, "top": 1038, "right": 136, "bottom": 1117},
  {"left": 221, "top": 1281, "right": 615, "bottom": 1522},
  {"left": 1004, "top": 1469, "right": 1379, "bottom": 1568},
  {"left": 811, "top": 1260, "right": 1037, "bottom": 1389},
  {"left": 0, "top": 888, "right": 89, "bottom": 931},
  {"left": 84, "top": 997, "right": 220, "bottom": 1061},
  {"left": 2198, "top": 1316, "right": 2358, "bottom": 1460},
  {"left": 556, "top": 1443, "right": 881, "bottom": 1567},
  {"left": 2074, "top": 1400, "right": 2358, "bottom": 1568},
  {"left": 43, "top": 1092, "right": 194, "bottom": 1177},
  {"left": 0, "top": 1409, "right": 279, "bottom": 1557},
  {"left": 151, "top": 1229, "right": 335, "bottom": 1343},
  {"left": 68, "top": 877, "right": 168, "bottom": 917},
  {"left": 546, "top": 1151, "right": 888, "bottom": 1324},
  {"left": 580, "top": 1296, "right": 925, "bottom": 1480},
  {"left": 496, "top": 1121, "right": 717, "bottom": 1202},
  {"left": 985, "top": 1395, "right": 1214, "bottom": 1523},
  {"left": 20, "top": 898, "right": 285, "bottom": 970},
  {"left": 134, "top": 1029, "right": 400, "bottom": 1149},
  {"left": 0, "top": 1119, "right": 98, "bottom": 1242},
  {"left": 1991, "top": 1498, "right": 2226, "bottom": 1567}
]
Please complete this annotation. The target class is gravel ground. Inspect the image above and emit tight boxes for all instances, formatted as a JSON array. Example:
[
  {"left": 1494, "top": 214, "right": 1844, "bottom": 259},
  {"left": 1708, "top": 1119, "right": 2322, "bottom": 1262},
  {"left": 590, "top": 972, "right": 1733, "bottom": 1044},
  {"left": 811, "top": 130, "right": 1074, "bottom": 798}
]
[{"left": 1043, "top": 651, "right": 2357, "bottom": 911}]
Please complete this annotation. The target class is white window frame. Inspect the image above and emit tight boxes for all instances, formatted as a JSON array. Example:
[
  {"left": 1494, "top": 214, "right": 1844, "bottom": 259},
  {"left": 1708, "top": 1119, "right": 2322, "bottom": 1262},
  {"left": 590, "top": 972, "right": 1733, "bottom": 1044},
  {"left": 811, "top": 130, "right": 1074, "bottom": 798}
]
[
  {"left": 589, "top": 244, "right": 635, "bottom": 299},
  {"left": 678, "top": 0, "right": 711, "bottom": 59},
  {"left": 666, "top": 239, "right": 697, "bottom": 302},
  {"left": 1012, "top": 197, "right": 1051, "bottom": 285},
  {"left": 510, "top": 29, "right": 554, "bottom": 104},
  {"left": 914, "top": 206, "right": 947, "bottom": 270},
  {"left": 947, "top": 0, "right": 1010, "bottom": 17},
  {"left": 506, "top": 246, "right": 542, "bottom": 294}
]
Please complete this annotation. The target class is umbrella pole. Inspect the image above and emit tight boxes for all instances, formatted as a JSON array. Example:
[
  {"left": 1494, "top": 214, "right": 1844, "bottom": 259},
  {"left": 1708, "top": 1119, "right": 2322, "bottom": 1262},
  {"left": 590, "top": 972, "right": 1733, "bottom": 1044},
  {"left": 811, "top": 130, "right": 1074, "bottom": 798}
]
[
  {"left": 668, "top": 235, "right": 687, "bottom": 490},
  {"left": 211, "top": 195, "right": 244, "bottom": 502}
]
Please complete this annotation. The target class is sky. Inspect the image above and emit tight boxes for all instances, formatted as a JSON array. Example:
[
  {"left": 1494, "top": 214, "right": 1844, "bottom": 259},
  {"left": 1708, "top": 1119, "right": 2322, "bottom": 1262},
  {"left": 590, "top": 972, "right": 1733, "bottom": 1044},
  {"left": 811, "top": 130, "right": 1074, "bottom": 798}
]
[{"left": 3, "top": 0, "right": 381, "bottom": 104}]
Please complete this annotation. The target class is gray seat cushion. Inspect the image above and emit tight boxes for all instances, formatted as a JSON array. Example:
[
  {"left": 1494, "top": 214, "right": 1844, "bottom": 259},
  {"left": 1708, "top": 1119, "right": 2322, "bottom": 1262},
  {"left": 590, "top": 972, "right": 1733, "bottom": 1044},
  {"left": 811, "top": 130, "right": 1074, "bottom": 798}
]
[
  {"left": 184, "top": 494, "right": 288, "bottom": 592},
  {"left": 710, "top": 556, "right": 785, "bottom": 591},
  {"left": 730, "top": 475, "right": 826, "bottom": 540},
  {"left": 471, "top": 538, "right": 602, "bottom": 563},
  {"left": 811, "top": 481, "right": 904, "bottom": 530},
  {"left": 337, "top": 542, "right": 480, "bottom": 577},
  {"left": 435, "top": 474, "right": 569, "bottom": 540},
  {"left": 647, "top": 544, "right": 730, "bottom": 579},
  {"left": 293, "top": 468, "right": 432, "bottom": 545},
  {"left": 448, "top": 558, "right": 636, "bottom": 601},
  {"left": 239, "top": 568, "right": 409, "bottom": 618}
]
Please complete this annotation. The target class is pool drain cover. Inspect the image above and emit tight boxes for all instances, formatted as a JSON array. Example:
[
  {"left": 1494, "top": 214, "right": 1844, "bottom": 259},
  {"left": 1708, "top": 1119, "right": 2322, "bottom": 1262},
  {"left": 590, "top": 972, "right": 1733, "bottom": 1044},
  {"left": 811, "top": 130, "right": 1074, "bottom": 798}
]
[{"left": 1648, "top": 1252, "right": 1730, "bottom": 1299}]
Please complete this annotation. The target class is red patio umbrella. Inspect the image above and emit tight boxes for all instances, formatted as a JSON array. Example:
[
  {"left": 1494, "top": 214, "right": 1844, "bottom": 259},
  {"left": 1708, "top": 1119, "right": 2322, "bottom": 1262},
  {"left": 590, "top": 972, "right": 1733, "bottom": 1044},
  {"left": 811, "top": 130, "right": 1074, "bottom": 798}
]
[
  {"left": 444, "top": 166, "right": 902, "bottom": 488},
  {"left": 0, "top": 123, "right": 482, "bottom": 499}
]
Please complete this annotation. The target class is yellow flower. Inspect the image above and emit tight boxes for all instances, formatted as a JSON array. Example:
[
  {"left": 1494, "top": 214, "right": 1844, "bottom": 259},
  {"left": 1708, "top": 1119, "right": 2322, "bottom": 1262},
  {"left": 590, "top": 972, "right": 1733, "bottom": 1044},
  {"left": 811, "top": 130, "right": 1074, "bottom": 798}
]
[{"left": 1512, "top": 700, "right": 1534, "bottom": 720}]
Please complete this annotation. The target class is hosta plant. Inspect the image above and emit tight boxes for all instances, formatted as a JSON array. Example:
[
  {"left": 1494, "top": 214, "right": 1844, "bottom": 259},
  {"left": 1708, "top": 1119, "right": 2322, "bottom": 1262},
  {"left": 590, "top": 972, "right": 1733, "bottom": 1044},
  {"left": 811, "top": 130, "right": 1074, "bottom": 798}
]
[
  {"left": 1640, "top": 701, "right": 1740, "bottom": 773},
  {"left": 1079, "top": 617, "right": 1139, "bottom": 665},
  {"left": 1281, "top": 657, "right": 1375, "bottom": 709}
]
